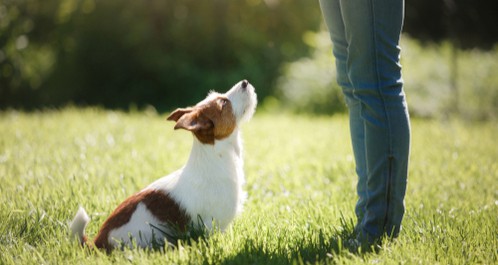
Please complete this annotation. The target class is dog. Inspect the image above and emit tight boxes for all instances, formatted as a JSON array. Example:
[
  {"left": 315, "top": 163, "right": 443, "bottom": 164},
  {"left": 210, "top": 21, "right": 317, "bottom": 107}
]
[{"left": 69, "top": 80, "right": 257, "bottom": 251}]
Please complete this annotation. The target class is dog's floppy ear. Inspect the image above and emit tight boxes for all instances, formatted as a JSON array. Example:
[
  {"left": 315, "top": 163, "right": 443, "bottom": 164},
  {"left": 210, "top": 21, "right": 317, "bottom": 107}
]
[
  {"left": 175, "top": 112, "right": 213, "bottom": 132},
  {"left": 170, "top": 109, "right": 213, "bottom": 132},
  {"left": 167, "top": 108, "right": 193, "bottom": 122},
  {"left": 173, "top": 111, "right": 215, "bottom": 144}
]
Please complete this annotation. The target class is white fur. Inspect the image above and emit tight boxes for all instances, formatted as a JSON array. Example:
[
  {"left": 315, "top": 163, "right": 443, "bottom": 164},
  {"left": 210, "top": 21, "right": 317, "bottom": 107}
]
[
  {"left": 69, "top": 207, "right": 90, "bottom": 243},
  {"left": 69, "top": 80, "right": 257, "bottom": 249},
  {"left": 226, "top": 80, "right": 258, "bottom": 123},
  {"left": 147, "top": 132, "right": 245, "bottom": 231},
  {"left": 107, "top": 203, "right": 165, "bottom": 248},
  {"left": 147, "top": 81, "right": 256, "bottom": 231}
]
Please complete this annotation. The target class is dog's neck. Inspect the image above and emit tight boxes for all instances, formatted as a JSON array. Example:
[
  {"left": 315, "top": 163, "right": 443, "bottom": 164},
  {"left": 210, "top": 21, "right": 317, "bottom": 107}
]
[
  {"left": 165, "top": 128, "right": 245, "bottom": 230},
  {"left": 183, "top": 128, "right": 243, "bottom": 179}
]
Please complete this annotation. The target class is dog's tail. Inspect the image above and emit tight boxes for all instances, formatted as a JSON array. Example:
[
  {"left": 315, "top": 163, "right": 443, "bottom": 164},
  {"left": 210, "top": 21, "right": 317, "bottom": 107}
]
[{"left": 69, "top": 206, "right": 90, "bottom": 246}]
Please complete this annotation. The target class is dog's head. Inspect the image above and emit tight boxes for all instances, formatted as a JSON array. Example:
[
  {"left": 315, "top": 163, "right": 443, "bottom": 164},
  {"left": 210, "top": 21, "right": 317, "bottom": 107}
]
[{"left": 167, "top": 80, "right": 257, "bottom": 144}]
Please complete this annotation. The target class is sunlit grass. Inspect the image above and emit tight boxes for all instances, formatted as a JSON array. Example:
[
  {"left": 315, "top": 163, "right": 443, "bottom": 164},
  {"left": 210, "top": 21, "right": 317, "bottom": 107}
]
[{"left": 0, "top": 108, "right": 497, "bottom": 264}]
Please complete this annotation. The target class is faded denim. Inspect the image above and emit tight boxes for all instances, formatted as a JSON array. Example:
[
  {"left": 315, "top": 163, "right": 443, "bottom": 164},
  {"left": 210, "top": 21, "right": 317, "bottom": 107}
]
[{"left": 319, "top": 0, "right": 411, "bottom": 240}]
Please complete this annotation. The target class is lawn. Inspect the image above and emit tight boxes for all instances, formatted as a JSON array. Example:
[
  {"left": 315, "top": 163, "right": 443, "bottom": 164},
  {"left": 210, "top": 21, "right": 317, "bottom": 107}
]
[{"left": 0, "top": 108, "right": 497, "bottom": 264}]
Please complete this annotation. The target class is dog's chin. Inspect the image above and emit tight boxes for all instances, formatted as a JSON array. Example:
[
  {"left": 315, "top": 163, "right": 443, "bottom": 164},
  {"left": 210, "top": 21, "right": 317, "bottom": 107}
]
[
  {"left": 231, "top": 94, "right": 256, "bottom": 123},
  {"left": 225, "top": 81, "right": 257, "bottom": 123},
  {"left": 240, "top": 100, "right": 257, "bottom": 123}
]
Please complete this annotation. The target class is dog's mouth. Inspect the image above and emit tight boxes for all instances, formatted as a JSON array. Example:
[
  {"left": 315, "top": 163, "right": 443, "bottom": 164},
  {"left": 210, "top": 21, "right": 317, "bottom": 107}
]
[
  {"left": 239, "top": 81, "right": 257, "bottom": 121},
  {"left": 241, "top": 80, "right": 256, "bottom": 98},
  {"left": 224, "top": 79, "right": 257, "bottom": 123}
]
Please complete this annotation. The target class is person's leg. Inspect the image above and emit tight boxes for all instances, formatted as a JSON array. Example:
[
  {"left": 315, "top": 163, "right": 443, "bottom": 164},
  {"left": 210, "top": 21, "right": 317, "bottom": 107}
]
[
  {"left": 340, "top": 0, "right": 410, "bottom": 240},
  {"left": 318, "top": 0, "right": 368, "bottom": 225},
  {"left": 320, "top": 0, "right": 411, "bottom": 241}
]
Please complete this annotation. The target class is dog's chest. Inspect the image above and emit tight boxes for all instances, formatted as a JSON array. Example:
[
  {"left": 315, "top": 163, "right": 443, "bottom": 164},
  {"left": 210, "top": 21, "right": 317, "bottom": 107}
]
[{"left": 173, "top": 167, "right": 243, "bottom": 230}]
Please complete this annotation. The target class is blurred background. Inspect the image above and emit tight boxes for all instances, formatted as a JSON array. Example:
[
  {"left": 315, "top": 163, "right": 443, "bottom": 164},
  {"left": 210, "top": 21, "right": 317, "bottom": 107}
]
[{"left": 1, "top": 0, "right": 497, "bottom": 120}]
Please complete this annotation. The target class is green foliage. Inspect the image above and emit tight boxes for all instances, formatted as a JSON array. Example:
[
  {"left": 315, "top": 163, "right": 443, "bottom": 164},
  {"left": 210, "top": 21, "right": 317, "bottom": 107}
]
[
  {"left": 401, "top": 38, "right": 498, "bottom": 120},
  {"left": 0, "top": 0, "right": 322, "bottom": 110},
  {"left": 1, "top": 109, "right": 497, "bottom": 264},
  {"left": 404, "top": 0, "right": 498, "bottom": 49},
  {"left": 3, "top": 0, "right": 498, "bottom": 120},
  {"left": 275, "top": 31, "right": 346, "bottom": 115},
  {"left": 275, "top": 34, "right": 498, "bottom": 120}
]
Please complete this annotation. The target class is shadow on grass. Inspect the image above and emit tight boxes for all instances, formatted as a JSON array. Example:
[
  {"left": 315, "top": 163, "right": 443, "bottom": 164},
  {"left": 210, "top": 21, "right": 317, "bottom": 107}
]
[{"left": 218, "top": 217, "right": 358, "bottom": 265}]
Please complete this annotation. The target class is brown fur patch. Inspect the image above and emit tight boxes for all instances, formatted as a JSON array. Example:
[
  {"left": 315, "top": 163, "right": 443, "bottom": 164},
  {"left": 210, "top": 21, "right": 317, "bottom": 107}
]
[
  {"left": 167, "top": 108, "right": 193, "bottom": 122},
  {"left": 81, "top": 235, "right": 89, "bottom": 247},
  {"left": 168, "top": 96, "right": 236, "bottom": 144},
  {"left": 93, "top": 189, "right": 190, "bottom": 251}
]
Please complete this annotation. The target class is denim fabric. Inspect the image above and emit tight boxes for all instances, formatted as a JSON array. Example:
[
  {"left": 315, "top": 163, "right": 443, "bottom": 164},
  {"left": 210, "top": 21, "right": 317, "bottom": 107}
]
[{"left": 319, "top": 0, "right": 411, "bottom": 240}]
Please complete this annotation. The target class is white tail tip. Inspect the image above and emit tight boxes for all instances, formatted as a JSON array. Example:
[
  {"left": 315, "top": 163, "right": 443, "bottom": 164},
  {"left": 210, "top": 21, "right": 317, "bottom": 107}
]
[{"left": 69, "top": 206, "right": 90, "bottom": 243}]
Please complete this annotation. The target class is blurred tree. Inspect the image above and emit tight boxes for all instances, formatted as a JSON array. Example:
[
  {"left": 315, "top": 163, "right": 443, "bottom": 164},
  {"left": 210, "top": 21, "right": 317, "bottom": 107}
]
[
  {"left": 0, "top": 0, "right": 323, "bottom": 110},
  {"left": 276, "top": 31, "right": 346, "bottom": 115},
  {"left": 404, "top": 0, "right": 498, "bottom": 116},
  {"left": 405, "top": 0, "right": 498, "bottom": 49},
  {"left": 1, "top": 0, "right": 497, "bottom": 110}
]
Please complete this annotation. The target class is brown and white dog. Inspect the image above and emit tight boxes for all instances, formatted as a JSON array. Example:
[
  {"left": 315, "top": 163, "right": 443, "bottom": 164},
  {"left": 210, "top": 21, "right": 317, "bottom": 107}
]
[{"left": 69, "top": 80, "right": 257, "bottom": 251}]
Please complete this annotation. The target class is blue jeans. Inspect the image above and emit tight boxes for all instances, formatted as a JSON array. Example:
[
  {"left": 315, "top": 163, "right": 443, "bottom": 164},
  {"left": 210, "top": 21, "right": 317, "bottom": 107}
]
[{"left": 319, "top": 0, "right": 410, "bottom": 241}]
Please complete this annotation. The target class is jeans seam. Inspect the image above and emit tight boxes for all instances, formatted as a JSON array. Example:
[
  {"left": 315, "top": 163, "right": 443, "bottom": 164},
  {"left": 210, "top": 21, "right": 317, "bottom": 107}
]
[
  {"left": 369, "top": 0, "right": 393, "bottom": 156},
  {"left": 369, "top": 0, "right": 395, "bottom": 235}
]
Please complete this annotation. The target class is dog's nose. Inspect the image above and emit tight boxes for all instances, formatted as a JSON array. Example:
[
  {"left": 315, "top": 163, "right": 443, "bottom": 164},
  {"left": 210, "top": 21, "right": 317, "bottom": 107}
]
[{"left": 241, "top": 80, "right": 248, "bottom": 89}]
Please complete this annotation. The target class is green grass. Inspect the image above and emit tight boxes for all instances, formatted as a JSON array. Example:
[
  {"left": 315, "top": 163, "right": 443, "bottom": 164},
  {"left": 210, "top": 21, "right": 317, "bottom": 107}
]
[{"left": 1, "top": 108, "right": 497, "bottom": 264}]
